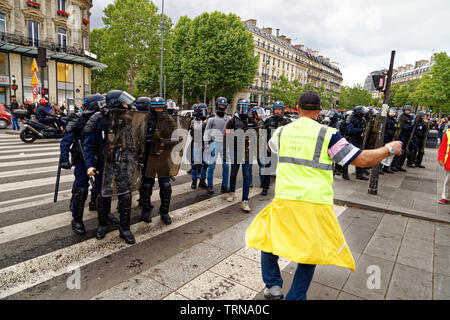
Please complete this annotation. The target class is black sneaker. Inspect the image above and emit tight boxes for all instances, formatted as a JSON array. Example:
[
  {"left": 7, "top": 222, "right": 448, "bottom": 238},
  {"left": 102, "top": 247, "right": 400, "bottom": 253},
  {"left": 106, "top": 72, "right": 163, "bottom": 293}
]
[
  {"left": 398, "top": 167, "right": 407, "bottom": 172},
  {"left": 416, "top": 164, "right": 425, "bottom": 168},
  {"left": 198, "top": 179, "right": 207, "bottom": 188},
  {"left": 221, "top": 186, "right": 229, "bottom": 194},
  {"left": 356, "top": 175, "right": 369, "bottom": 181},
  {"left": 191, "top": 179, "right": 198, "bottom": 189},
  {"left": 207, "top": 186, "right": 214, "bottom": 195},
  {"left": 261, "top": 188, "right": 268, "bottom": 196}
]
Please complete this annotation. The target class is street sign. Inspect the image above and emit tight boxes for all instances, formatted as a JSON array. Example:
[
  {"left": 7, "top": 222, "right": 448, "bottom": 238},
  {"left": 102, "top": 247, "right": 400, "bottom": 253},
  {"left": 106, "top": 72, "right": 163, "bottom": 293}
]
[
  {"left": 32, "top": 86, "right": 38, "bottom": 96},
  {"left": 31, "top": 73, "right": 39, "bottom": 86},
  {"left": 31, "top": 58, "right": 39, "bottom": 73}
]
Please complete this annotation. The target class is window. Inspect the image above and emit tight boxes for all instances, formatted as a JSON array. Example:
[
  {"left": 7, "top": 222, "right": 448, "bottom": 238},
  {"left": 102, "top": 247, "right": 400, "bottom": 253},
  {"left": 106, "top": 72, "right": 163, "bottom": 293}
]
[
  {"left": 57, "top": 62, "right": 74, "bottom": 105},
  {"left": 0, "top": 14, "right": 6, "bottom": 34},
  {"left": 58, "top": 28, "right": 67, "bottom": 51},
  {"left": 28, "top": 21, "right": 39, "bottom": 46},
  {"left": 58, "top": 0, "right": 66, "bottom": 11}
]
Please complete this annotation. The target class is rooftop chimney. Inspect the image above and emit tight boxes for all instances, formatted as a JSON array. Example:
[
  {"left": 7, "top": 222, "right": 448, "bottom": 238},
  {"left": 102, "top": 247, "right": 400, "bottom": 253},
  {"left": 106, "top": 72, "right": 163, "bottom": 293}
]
[
  {"left": 276, "top": 29, "right": 280, "bottom": 37},
  {"left": 294, "top": 44, "right": 305, "bottom": 51},
  {"left": 263, "top": 27, "right": 273, "bottom": 35},
  {"left": 246, "top": 19, "right": 257, "bottom": 26},
  {"left": 285, "top": 37, "right": 291, "bottom": 44},
  {"left": 279, "top": 35, "right": 287, "bottom": 41}
]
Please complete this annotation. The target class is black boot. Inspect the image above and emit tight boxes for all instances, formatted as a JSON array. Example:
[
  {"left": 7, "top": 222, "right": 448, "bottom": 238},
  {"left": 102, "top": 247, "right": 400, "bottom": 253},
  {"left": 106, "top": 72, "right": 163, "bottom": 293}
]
[
  {"left": 96, "top": 196, "right": 110, "bottom": 239},
  {"left": 198, "top": 178, "right": 207, "bottom": 189},
  {"left": 207, "top": 185, "right": 214, "bottom": 195},
  {"left": 191, "top": 179, "right": 198, "bottom": 189},
  {"left": 159, "top": 182, "right": 172, "bottom": 225},
  {"left": 140, "top": 183, "right": 153, "bottom": 223},
  {"left": 88, "top": 198, "right": 97, "bottom": 211},
  {"left": 221, "top": 186, "right": 229, "bottom": 194},
  {"left": 261, "top": 187, "right": 268, "bottom": 196},
  {"left": 70, "top": 186, "right": 88, "bottom": 235},
  {"left": 415, "top": 151, "right": 425, "bottom": 168},
  {"left": 118, "top": 193, "right": 135, "bottom": 244}
]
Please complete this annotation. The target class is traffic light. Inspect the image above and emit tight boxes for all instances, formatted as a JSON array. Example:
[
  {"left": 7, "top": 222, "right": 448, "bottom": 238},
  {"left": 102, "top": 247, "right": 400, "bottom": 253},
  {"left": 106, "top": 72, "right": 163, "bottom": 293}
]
[
  {"left": 430, "top": 106, "right": 434, "bottom": 113},
  {"left": 336, "top": 100, "right": 339, "bottom": 108}
]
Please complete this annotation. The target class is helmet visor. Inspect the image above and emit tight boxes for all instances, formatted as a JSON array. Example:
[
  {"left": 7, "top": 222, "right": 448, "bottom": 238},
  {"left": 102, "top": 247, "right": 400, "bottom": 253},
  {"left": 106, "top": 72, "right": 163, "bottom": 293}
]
[
  {"left": 118, "top": 92, "right": 136, "bottom": 106},
  {"left": 239, "top": 105, "right": 250, "bottom": 115}
]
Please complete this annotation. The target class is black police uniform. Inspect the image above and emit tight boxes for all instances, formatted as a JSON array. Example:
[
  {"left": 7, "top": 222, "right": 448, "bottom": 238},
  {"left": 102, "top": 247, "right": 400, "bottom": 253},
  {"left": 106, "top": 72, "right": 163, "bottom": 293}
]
[
  {"left": 346, "top": 107, "right": 367, "bottom": 180},
  {"left": 83, "top": 90, "right": 136, "bottom": 244}
]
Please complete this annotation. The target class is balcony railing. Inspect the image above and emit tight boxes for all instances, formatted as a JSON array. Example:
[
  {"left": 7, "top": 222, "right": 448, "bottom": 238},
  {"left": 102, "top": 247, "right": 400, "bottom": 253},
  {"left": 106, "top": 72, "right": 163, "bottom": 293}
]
[{"left": 0, "top": 31, "right": 86, "bottom": 58}]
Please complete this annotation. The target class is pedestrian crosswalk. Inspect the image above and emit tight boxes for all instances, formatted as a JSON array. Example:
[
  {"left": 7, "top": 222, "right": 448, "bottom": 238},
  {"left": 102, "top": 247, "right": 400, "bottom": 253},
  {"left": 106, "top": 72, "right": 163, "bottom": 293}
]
[{"left": 0, "top": 133, "right": 349, "bottom": 300}]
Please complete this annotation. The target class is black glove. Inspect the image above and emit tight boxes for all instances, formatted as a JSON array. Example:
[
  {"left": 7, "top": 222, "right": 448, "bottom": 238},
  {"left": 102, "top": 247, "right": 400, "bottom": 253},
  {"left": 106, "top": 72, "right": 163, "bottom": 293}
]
[{"left": 60, "top": 161, "right": 72, "bottom": 169}]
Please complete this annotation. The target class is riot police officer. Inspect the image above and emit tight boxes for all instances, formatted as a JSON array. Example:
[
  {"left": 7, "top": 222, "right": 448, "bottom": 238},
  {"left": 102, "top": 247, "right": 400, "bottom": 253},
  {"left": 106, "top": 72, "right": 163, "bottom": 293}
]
[
  {"left": 83, "top": 90, "right": 137, "bottom": 244},
  {"left": 167, "top": 99, "right": 178, "bottom": 115},
  {"left": 382, "top": 108, "right": 398, "bottom": 174},
  {"left": 260, "top": 101, "right": 290, "bottom": 195},
  {"left": 391, "top": 105, "right": 414, "bottom": 172},
  {"left": 60, "top": 93, "right": 120, "bottom": 235},
  {"left": 190, "top": 103, "right": 209, "bottom": 189},
  {"left": 225, "top": 99, "right": 254, "bottom": 212},
  {"left": 346, "top": 106, "right": 368, "bottom": 180},
  {"left": 407, "top": 110, "right": 427, "bottom": 168},
  {"left": 139, "top": 97, "right": 173, "bottom": 225},
  {"left": 250, "top": 106, "right": 266, "bottom": 189}
]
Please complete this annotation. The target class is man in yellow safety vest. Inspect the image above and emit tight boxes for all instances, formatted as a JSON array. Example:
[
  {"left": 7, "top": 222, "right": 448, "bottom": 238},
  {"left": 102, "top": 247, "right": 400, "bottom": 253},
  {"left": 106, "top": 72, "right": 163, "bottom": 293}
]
[{"left": 246, "top": 91, "right": 403, "bottom": 300}]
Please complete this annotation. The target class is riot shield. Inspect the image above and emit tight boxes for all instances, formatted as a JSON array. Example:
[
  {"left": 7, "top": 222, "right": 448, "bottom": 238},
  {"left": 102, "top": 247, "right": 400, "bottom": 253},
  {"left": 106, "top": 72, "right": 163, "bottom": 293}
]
[
  {"left": 365, "top": 114, "right": 382, "bottom": 150},
  {"left": 101, "top": 110, "right": 149, "bottom": 197},
  {"left": 145, "top": 113, "right": 191, "bottom": 178},
  {"left": 361, "top": 114, "right": 373, "bottom": 150}
]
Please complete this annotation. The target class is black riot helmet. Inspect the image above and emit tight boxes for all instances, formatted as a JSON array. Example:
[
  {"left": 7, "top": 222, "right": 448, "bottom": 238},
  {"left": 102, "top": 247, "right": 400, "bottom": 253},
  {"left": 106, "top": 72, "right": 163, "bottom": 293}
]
[
  {"left": 417, "top": 110, "right": 426, "bottom": 118},
  {"left": 215, "top": 97, "right": 228, "bottom": 116},
  {"left": 251, "top": 106, "right": 265, "bottom": 120},
  {"left": 135, "top": 97, "right": 152, "bottom": 112},
  {"left": 402, "top": 105, "right": 413, "bottom": 114},
  {"left": 83, "top": 93, "right": 105, "bottom": 115},
  {"left": 105, "top": 90, "right": 135, "bottom": 109},
  {"left": 193, "top": 103, "right": 208, "bottom": 120},
  {"left": 353, "top": 106, "right": 367, "bottom": 117},
  {"left": 150, "top": 97, "right": 166, "bottom": 113},
  {"left": 327, "top": 110, "right": 338, "bottom": 119},
  {"left": 237, "top": 99, "right": 251, "bottom": 117}
]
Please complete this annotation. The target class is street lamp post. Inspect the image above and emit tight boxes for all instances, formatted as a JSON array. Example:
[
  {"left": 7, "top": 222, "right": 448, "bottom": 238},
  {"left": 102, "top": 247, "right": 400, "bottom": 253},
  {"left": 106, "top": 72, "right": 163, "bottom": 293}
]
[
  {"left": 159, "top": 0, "right": 165, "bottom": 97},
  {"left": 262, "top": 59, "right": 270, "bottom": 106}
]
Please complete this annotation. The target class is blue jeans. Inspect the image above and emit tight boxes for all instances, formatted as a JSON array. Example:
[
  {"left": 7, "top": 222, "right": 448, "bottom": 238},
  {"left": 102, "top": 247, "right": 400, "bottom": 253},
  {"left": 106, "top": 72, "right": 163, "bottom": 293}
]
[
  {"left": 229, "top": 153, "right": 252, "bottom": 201},
  {"left": 261, "top": 251, "right": 316, "bottom": 300},
  {"left": 12, "top": 117, "right": 20, "bottom": 130},
  {"left": 192, "top": 147, "right": 207, "bottom": 180},
  {"left": 206, "top": 141, "right": 229, "bottom": 188}
]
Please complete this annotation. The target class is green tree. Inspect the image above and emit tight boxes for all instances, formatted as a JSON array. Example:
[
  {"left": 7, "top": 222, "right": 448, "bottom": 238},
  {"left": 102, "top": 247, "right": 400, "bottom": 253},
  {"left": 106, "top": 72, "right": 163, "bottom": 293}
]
[
  {"left": 91, "top": 0, "right": 172, "bottom": 95},
  {"left": 171, "top": 12, "right": 258, "bottom": 104},
  {"left": 268, "top": 75, "right": 302, "bottom": 106}
]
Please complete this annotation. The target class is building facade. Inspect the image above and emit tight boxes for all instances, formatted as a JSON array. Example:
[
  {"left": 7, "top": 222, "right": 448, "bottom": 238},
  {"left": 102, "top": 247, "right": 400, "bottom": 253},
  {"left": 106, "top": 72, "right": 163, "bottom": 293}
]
[
  {"left": 391, "top": 56, "right": 434, "bottom": 86},
  {"left": 0, "top": 0, "right": 104, "bottom": 107},
  {"left": 232, "top": 19, "right": 343, "bottom": 108}
]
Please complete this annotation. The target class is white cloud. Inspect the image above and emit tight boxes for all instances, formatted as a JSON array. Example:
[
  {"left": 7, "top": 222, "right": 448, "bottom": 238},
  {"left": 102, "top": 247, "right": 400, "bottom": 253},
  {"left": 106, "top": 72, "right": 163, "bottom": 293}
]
[{"left": 91, "top": 0, "right": 450, "bottom": 87}]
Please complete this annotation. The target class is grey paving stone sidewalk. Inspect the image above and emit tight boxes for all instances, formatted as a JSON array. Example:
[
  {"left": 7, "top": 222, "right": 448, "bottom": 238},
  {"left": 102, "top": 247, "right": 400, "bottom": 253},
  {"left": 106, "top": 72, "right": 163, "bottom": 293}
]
[
  {"left": 333, "top": 147, "right": 449, "bottom": 223},
  {"left": 254, "top": 208, "right": 450, "bottom": 300}
]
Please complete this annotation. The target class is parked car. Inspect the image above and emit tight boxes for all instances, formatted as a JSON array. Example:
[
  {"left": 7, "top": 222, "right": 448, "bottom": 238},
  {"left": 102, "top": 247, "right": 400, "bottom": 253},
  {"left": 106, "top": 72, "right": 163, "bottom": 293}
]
[{"left": 0, "top": 104, "right": 11, "bottom": 129}]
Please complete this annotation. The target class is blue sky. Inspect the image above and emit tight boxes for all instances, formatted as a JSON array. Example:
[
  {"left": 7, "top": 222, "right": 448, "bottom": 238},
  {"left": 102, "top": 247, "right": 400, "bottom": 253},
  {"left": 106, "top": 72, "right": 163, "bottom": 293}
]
[{"left": 90, "top": 0, "right": 450, "bottom": 87}]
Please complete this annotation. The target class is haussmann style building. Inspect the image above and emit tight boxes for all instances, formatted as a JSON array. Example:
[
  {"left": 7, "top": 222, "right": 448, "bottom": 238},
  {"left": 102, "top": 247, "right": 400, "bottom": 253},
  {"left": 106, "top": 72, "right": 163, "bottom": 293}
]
[
  {"left": 232, "top": 18, "right": 343, "bottom": 108},
  {"left": 0, "top": 0, "right": 105, "bottom": 107}
]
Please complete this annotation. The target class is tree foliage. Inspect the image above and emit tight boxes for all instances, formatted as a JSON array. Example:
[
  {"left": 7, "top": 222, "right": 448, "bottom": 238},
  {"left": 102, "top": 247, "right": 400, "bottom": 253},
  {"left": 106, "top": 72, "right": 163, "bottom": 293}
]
[
  {"left": 90, "top": 0, "right": 172, "bottom": 95},
  {"left": 167, "top": 11, "right": 258, "bottom": 104}
]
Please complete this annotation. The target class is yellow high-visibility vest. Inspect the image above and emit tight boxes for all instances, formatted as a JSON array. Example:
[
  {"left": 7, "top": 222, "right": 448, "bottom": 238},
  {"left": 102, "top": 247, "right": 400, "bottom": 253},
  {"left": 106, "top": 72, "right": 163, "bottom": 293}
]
[
  {"left": 273, "top": 117, "right": 337, "bottom": 205},
  {"left": 246, "top": 117, "right": 356, "bottom": 271}
]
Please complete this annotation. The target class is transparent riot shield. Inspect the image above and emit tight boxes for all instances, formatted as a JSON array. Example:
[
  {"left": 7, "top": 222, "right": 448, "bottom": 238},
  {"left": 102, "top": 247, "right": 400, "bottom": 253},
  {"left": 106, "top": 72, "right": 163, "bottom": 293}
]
[
  {"left": 145, "top": 113, "right": 191, "bottom": 178},
  {"left": 365, "top": 114, "right": 382, "bottom": 150},
  {"left": 101, "top": 110, "right": 149, "bottom": 197}
]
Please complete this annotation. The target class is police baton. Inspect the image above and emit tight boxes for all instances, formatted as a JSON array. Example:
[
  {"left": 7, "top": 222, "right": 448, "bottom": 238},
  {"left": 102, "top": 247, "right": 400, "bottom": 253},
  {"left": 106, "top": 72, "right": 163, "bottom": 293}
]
[
  {"left": 77, "top": 139, "right": 95, "bottom": 188},
  {"left": 54, "top": 158, "right": 62, "bottom": 203}
]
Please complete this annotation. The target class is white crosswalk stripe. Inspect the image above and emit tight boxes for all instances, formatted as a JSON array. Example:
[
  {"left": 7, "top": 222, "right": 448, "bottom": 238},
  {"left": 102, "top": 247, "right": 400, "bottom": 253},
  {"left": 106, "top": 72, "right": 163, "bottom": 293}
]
[
  {"left": 0, "top": 146, "right": 60, "bottom": 153},
  {"left": 0, "top": 140, "right": 350, "bottom": 300},
  {"left": 0, "top": 151, "right": 60, "bottom": 160},
  {"left": 0, "top": 157, "right": 59, "bottom": 168}
]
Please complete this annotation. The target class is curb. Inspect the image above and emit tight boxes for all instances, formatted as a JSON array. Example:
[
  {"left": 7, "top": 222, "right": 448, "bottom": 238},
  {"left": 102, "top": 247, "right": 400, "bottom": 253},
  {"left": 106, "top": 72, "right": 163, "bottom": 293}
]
[{"left": 334, "top": 198, "right": 450, "bottom": 225}]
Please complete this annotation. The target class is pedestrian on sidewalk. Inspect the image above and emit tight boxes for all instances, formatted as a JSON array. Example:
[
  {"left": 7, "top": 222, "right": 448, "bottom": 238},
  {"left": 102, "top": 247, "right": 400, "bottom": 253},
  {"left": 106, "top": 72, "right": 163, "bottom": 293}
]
[
  {"left": 246, "top": 91, "right": 403, "bottom": 300},
  {"left": 437, "top": 129, "right": 450, "bottom": 204},
  {"left": 9, "top": 96, "right": 20, "bottom": 131}
]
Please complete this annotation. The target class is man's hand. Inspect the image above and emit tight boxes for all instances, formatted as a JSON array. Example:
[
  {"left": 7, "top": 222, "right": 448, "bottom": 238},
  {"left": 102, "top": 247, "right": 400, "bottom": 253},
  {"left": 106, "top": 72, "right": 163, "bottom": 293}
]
[
  {"left": 385, "top": 141, "right": 403, "bottom": 156},
  {"left": 87, "top": 167, "right": 97, "bottom": 177},
  {"left": 439, "top": 160, "right": 445, "bottom": 167}
]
